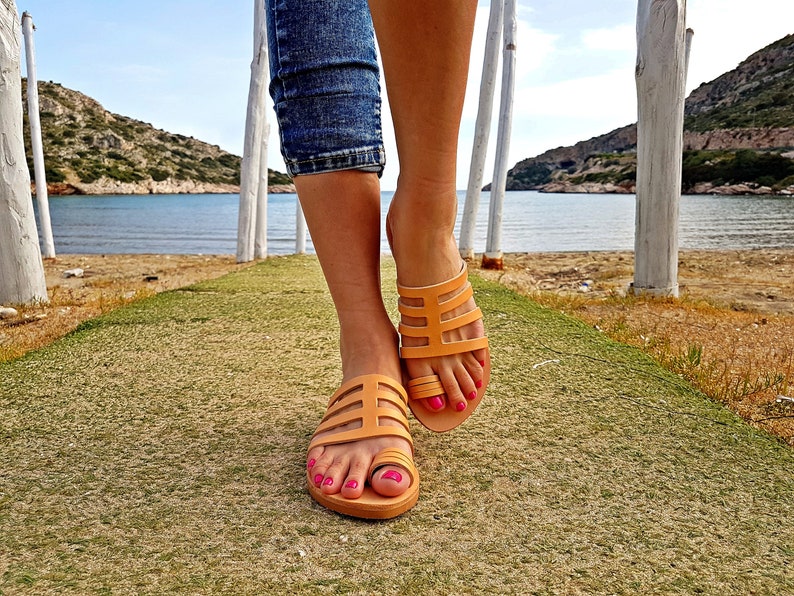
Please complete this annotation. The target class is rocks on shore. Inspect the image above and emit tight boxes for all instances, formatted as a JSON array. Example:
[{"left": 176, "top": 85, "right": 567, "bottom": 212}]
[
  {"left": 36, "top": 181, "right": 297, "bottom": 196},
  {"left": 539, "top": 180, "right": 794, "bottom": 196}
]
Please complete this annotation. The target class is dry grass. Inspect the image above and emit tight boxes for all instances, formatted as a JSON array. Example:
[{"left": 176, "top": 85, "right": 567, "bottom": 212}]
[
  {"left": 478, "top": 250, "right": 794, "bottom": 446},
  {"left": 0, "top": 254, "right": 249, "bottom": 362}
]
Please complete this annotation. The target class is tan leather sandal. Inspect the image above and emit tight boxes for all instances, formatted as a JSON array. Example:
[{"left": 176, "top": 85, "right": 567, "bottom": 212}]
[
  {"left": 398, "top": 264, "right": 490, "bottom": 432},
  {"left": 307, "top": 374, "right": 420, "bottom": 519}
]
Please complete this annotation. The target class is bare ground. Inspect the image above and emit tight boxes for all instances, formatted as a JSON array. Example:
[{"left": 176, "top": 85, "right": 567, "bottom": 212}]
[{"left": 2, "top": 249, "right": 793, "bottom": 444}]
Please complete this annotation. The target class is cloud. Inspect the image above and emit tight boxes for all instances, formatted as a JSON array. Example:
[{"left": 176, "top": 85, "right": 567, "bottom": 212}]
[
  {"left": 686, "top": 0, "right": 794, "bottom": 91},
  {"left": 463, "top": 5, "right": 558, "bottom": 120},
  {"left": 581, "top": 24, "right": 635, "bottom": 52},
  {"left": 513, "top": 67, "right": 636, "bottom": 122}
]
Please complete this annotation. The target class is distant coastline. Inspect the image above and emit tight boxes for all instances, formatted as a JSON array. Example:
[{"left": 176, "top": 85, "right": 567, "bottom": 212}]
[
  {"left": 537, "top": 180, "right": 794, "bottom": 196},
  {"left": 34, "top": 182, "right": 297, "bottom": 196}
]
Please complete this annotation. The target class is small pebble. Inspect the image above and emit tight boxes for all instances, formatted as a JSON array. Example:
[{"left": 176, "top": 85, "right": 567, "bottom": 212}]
[{"left": 0, "top": 307, "right": 19, "bottom": 319}]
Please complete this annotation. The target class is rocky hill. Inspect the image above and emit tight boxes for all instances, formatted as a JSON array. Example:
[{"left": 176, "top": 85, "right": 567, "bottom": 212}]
[
  {"left": 21, "top": 80, "right": 294, "bottom": 195},
  {"left": 504, "top": 34, "right": 794, "bottom": 195}
]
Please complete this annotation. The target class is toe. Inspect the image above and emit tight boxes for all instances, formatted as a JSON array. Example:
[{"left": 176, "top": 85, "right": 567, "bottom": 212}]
[
  {"left": 307, "top": 446, "right": 324, "bottom": 473},
  {"left": 341, "top": 459, "right": 368, "bottom": 499},
  {"left": 370, "top": 465, "right": 411, "bottom": 498},
  {"left": 463, "top": 351, "right": 484, "bottom": 381},
  {"left": 321, "top": 459, "right": 349, "bottom": 495},
  {"left": 472, "top": 347, "right": 488, "bottom": 371},
  {"left": 422, "top": 394, "right": 446, "bottom": 413},
  {"left": 454, "top": 362, "right": 478, "bottom": 401},
  {"left": 439, "top": 367, "right": 467, "bottom": 412},
  {"left": 309, "top": 449, "right": 332, "bottom": 487}
]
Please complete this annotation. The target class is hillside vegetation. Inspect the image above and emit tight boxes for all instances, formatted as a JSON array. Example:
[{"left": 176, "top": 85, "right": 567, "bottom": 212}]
[
  {"left": 21, "top": 80, "right": 292, "bottom": 195},
  {"left": 505, "top": 34, "right": 794, "bottom": 195}
]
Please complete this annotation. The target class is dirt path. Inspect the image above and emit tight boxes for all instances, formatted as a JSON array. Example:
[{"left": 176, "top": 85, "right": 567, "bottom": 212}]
[
  {"left": 2, "top": 249, "right": 793, "bottom": 444},
  {"left": 2, "top": 256, "right": 791, "bottom": 594}
]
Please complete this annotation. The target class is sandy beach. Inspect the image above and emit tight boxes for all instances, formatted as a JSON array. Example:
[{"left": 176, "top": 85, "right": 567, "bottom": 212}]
[{"left": 2, "top": 250, "right": 792, "bottom": 444}]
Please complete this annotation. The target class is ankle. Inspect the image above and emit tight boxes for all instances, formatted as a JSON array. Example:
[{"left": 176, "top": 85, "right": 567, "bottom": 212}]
[
  {"left": 338, "top": 320, "right": 400, "bottom": 379},
  {"left": 388, "top": 183, "right": 458, "bottom": 232}
]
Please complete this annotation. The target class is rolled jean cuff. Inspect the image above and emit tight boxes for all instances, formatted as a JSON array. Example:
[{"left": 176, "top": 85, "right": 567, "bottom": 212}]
[
  {"left": 285, "top": 148, "right": 385, "bottom": 177},
  {"left": 272, "top": 79, "right": 385, "bottom": 177}
]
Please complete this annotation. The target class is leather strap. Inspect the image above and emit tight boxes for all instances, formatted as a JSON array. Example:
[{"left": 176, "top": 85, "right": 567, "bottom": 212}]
[
  {"left": 368, "top": 448, "right": 416, "bottom": 485},
  {"left": 398, "top": 264, "right": 489, "bottom": 359},
  {"left": 309, "top": 375, "right": 413, "bottom": 451}
]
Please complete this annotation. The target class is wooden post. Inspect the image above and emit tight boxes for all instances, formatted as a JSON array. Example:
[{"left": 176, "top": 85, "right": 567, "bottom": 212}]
[
  {"left": 253, "top": 126, "right": 269, "bottom": 259},
  {"left": 633, "top": 0, "right": 687, "bottom": 297},
  {"left": 295, "top": 200, "right": 306, "bottom": 254},
  {"left": 0, "top": 0, "right": 47, "bottom": 304},
  {"left": 459, "top": 0, "right": 504, "bottom": 261},
  {"left": 21, "top": 12, "right": 54, "bottom": 258},
  {"left": 253, "top": 12, "right": 271, "bottom": 261},
  {"left": 483, "top": 0, "right": 517, "bottom": 271},
  {"left": 237, "top": 0, "right": 269, "bottom": 263}
]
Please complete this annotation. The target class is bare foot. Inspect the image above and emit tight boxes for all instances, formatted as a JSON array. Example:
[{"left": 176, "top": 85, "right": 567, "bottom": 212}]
[
  {"left": 386, "top": 189, "right": 488, "bottom": 418},
  {"left": 306, "top": 322, "right": 414, "bottom": 499}
]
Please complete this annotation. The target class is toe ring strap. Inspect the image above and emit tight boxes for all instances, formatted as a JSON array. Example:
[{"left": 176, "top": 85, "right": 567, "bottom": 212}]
[
  {"left": 407, "top": 375, "right": 445, "bottom": 401},
  {"left": 368, "top": 448, "right": 416, "bottom": 485}
]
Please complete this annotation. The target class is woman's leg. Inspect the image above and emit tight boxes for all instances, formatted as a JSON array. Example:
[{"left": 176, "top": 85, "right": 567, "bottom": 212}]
[
  {"left": 369, "top": 1, "right": 488, "bottom": 415},
  {"left": 266, "top": 0, "right": 411, "bottom": 500},
  {"left": 296, "top": 172, "right": 412, "bottom": 499}
]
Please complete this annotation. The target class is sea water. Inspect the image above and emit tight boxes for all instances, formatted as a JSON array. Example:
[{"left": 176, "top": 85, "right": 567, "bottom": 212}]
[{"left": 36, "top": 191, "right": 794, "bottom": 255}]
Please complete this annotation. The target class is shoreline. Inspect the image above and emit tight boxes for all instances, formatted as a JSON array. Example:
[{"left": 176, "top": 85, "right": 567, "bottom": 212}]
[{"left": 35, "top": 183, "right": 297, "bottom": 196}]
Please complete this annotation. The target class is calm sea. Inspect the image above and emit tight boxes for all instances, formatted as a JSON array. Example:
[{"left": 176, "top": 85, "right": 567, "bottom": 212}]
[{"left": 36, "top": 191, "right": 794, "bottom": 255}]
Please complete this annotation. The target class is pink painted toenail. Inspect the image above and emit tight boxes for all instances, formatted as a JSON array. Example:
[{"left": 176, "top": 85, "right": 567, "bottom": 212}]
[
  {"left": 428, "top": 396, "right": 444, "bottom": 410},
  {"left": 323, "top": 478, "right": 334, "bottom": 487},
  {"left": 479, "top": 360, "right": 485, "bottom": 367},
  {"left": 475, "top": 380, "right": 483, "bottom": 389},
  {"left": 307, "top": 459, "right": 316, "bottom": 469},
  {"left": 468, "top": 391, "right": 477, "bottom": 400},
  {"left": 345, "top": 480, "right": 358, "bottom": 490},
  {"left": 314, "top": 474, "right": 324, "bottom": 485},
  {"left": 456, "top": 401, "right": 467, "bottom": 412},
  {"left": 382, "top": 470, "right": 402, "bottom": 483}
]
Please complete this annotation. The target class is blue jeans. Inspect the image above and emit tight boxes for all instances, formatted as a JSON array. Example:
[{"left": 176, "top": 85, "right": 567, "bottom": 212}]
[{"left": 265, "top": 0, "right": 385, "bottom": 177}]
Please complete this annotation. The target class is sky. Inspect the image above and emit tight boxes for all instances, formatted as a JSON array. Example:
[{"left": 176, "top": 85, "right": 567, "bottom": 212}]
[{"left": 13, "top": 0, "right": 794, "bottom": 191}]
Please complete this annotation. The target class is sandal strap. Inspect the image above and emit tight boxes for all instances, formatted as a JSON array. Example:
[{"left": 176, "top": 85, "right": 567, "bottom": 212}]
[
  {"left": 397, "top": 264, "right": 489, "bottom": 359},
  {"left": 368, "top": 447, "right": 417, "bottom": 485},
  {"left": 406, "top": 375, "right": 444, "bottom": 401},
  {"left": 309, "top": 375, "right": 413, "bottom": 451}
]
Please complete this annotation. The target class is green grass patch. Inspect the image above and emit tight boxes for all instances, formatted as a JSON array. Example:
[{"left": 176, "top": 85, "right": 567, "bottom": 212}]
[{"left": 1, "top": 256, "right": 792, "bottom": 594}]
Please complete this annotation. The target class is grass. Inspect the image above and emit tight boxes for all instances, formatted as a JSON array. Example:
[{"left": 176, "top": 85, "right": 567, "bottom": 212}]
[
  {"left": 528, "top": 289, "right": 794, "bottom": 444},
  {"left": 1, "top": 256, "right": 792, "bottom": 594}
]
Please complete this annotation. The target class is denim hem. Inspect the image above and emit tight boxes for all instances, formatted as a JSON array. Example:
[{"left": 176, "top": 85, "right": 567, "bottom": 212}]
[{"left": 286, "top": 148, "right": 385, "bottom": 177}]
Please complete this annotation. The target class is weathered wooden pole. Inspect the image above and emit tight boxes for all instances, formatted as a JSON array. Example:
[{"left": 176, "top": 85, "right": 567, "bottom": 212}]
[
  {"left": 0, "top": 0, "right": 48, "bottom": 304},
  {"left": 633, "top": 0, "right": 687, "bottom": 297},
  {"left": 237, "top": 0, "right": 269, "bottom": 263},
  {"left": 21, "top": 12, "right": 54, "bottom": 258},
  {"left": 253, "top": 10, "right": 271, "bottom": 261},
  {"left": 684, "top": 27, "right": 694, "bottom": 79},
  {"left": 483, "top": 0, "right": 517, "bottom": 271},
  {"left": 295, "top": 200, "right": 306, "bottom": 254},
  {"left": 459, "top": 0, "right": 504, "bottom": 260},
  {"left": 253, "top": 124, "right": 270, "bottom": 259}
]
